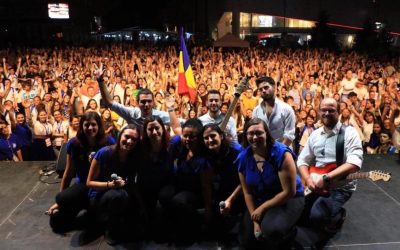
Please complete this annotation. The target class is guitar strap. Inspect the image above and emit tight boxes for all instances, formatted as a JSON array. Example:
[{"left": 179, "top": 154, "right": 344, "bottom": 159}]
[{"left": 336, "top": 125, "right": 346, "bottom": 166}]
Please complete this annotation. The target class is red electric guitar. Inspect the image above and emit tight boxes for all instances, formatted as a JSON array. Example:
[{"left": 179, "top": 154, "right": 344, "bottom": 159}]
[{"left": 303, "top": 163, "right": 391, "bottom": 196}]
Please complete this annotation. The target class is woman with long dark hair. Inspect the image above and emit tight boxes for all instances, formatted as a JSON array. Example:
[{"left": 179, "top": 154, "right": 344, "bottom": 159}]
[
  {"left": 101, "top": 109, "right": 116, "bottom": 138},
  {"left": 201, "top": 123, "right": 244, "bottom": 241},
  {"left": 136, "top": 116, "right": 174, "bottom": 241},
  {"left": 237, "top": 118, "right": 304, "bottom": 249},
  {"left": 87, "top": 124, "right": 141, "bottom": 245},
  {"left": 46, "top": 112, "right": 115, "bottom": 234},
  {"left": 137, "top": 116, "right": 172, "bottom": 211},
  {"left": 85, "top": 99, "right": 100, "bottom": 114}
]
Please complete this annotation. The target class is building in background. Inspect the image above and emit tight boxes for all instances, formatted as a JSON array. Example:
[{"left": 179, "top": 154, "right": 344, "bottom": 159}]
[
  {"left": 0, "top": 0, "right": 398, "bottom": 47},
  {"left": 211, "top": 0, "right": 400, "bottom": 47}
]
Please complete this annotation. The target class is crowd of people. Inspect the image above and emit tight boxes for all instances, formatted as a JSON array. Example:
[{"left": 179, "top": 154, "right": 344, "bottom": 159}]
[
  {"left": 0, "top": 46, "right": 399, "bottom": 161},
  {"left": 0, "top": 44, "right": 397, "bottom": 247}
]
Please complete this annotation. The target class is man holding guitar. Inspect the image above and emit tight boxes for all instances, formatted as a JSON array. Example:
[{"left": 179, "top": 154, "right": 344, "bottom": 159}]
[{"left": 297, "top": 97, "right": 363, "bottom": 233}]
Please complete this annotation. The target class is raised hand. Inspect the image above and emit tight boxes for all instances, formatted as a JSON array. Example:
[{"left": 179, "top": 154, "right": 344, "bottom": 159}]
[{"left": 165, "top": 95, "right": 176, "bottom": 110}]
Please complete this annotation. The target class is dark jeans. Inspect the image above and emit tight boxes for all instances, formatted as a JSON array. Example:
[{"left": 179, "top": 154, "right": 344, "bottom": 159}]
[
  {"left": 91, "top": 189, "right": 132, "bottom": 232},
  {"left": 307, "top": 189, "right": 352, "bottom": 228},
  {"left": 159, "top": 185, "right": 203, "bottom": 244},
  {"left": 205, "top": 196, "right": 246, "bottom": 241},
  {"left": 50, "top": 183, "right": 89, "bottom": 233},
  {"left": 20, "top": 145, "right": 31, "bottom": 161},
  {"left": 239, "top": 196, "right": 304, "bottom": 249}
]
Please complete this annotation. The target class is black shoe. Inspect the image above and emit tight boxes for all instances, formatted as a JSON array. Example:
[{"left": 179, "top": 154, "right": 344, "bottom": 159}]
[{"left": 49, "top": 211, "right": 74, "bottom": 234}]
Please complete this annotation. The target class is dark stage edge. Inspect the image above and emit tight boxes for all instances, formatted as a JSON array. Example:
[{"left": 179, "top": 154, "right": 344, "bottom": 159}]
[{"left": 0, "top": 155, "right": 399, "bottom": 250}]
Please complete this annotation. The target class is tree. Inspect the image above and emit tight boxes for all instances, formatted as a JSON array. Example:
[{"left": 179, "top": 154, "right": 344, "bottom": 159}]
[{"left": 310, "top": 11, "right": 337, "bottom": 49}]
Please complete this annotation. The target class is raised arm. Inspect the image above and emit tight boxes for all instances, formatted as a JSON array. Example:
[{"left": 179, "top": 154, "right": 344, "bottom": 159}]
[
  {"left": 15, "top": 57, "right": 22, "bottom": 76},
  {"left": 165, "top": 95, "right": 182, "bottom": 135},
  {"left": 97, "top": 73, "right": 114, "bottom": 108},
  {"left": 2, "top": 58, "right": 8, "bottom": 76}
]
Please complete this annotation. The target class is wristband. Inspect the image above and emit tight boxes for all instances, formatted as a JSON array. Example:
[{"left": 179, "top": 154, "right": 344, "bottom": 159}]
[
  {"left": 106, "top": 181, "right": 109, "bottom": 189},
  {"left": 167, "top": 107, "right": 175, "bottom": 112},
  {"left": 322, "top": 174, "right": 331, "bottom": 184}
]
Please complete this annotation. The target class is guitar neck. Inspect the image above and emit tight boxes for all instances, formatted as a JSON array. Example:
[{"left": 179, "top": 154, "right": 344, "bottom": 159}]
[
  {"left": 346, "top": 172, "right": 369, "bottom": 181},
  {"left": 219, "top": 93, "right": 240, "bottom": 131}
]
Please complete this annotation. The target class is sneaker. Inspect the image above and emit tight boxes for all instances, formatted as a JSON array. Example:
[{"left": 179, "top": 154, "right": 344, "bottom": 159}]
[{"left": 324, "top": 208, "right": 347, "bottom": 234}]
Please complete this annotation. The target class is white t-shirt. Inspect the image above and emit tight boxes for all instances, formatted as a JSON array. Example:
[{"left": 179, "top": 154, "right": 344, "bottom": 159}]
[{"left": 340, "top": 78, "right": 357, "bottom": 95}]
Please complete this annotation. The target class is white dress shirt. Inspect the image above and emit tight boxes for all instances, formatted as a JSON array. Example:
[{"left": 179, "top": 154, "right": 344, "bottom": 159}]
[{"left": 252, "top": 98, "right": 296, "bottom": 143}]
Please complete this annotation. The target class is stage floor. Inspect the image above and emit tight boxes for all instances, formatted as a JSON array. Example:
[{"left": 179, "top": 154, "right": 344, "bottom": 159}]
[{"left": 0, "top": 154, "right": 399, "bottom": 250}]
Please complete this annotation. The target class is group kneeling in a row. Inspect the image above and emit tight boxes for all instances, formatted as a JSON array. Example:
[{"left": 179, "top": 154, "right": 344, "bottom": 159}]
[{"left": 47, "top": 104, "right": 360, "bottom": 248}]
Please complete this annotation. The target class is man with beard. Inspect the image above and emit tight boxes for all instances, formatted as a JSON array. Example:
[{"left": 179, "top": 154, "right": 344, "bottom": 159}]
[
  {"left": 98, "top": 76, "right": 170, "bottom": 132},
  {"left": 252, "top": 76, "right": 295, "bottom": 146},
  {"left": 297, "top": 98, "right": 363, "bottom": 233},
  {"left": 198, "top": 89, "right": 238, "bottom": 142}
]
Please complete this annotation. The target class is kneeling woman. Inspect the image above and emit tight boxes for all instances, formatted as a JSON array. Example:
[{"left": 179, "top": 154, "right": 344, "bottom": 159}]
[
  {"left": 161, "top": 118, "right": 212, "bottom": 244},
  {"left": 47, "top": 112, "right": 114, "bottom": 233},
  {"left": 86, "top": 124, "right": 141, "bottom": 245},
  {"left": 202, "top": 124, "right": 244, "bottom": 240},
  {"left": 236, "top": 118, "right": 304, "bottom": 249}
]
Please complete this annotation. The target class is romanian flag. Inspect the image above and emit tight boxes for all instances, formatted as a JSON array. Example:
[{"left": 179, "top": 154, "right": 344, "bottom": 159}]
[{"left": 178, "top": 28, "right": 196, "bottom": 103}]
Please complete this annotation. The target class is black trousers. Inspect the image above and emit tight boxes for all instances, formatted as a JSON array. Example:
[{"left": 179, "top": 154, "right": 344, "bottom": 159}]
[
  {"left": 158, "top": 185, "right": 203, "bottom": 244},
  {"left": 20, "top": 145, "right": 31, "bottom": 161},
  {"left": 239, "top": 196, "right": 304, "bottom": 249},
  {"left": 49, "top": 183, "right": 89, "bottom": 233},
  {"left": 90, "top": 188, "right": 141, "bottom": 236}
]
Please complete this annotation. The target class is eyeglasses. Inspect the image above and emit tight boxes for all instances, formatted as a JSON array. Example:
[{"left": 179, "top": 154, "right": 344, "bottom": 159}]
[{"left": 320, "top": 109, "right": 337, "bottom": 114}]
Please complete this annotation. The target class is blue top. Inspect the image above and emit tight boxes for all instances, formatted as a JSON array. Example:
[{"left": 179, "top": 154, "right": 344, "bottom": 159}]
[
  {"left": 136, "top": 148, "right": 174, "bottom": 197},
  {"left": 66, "top": 136, "right": 115, "bottom": 184},
  {"left": 236, "top": 142, "right": 303, "bottom": 206},
  {"left": 366, "top": 133, "right": 380, "bottom": 149},
  {"left": 89, "top": 146, "right": 138, "bottom": 197},
  {"left": 0, "top": 134, "right": 21, "bottom": 161},
  {"left": 206, "top": 142, "right": 243, "bottom": 202},
  {"left": 14, "top": 124, "right": 32, "bottom": 147},
  {"left": 169, "top": 135, "right": 210, "bottom": 193}
]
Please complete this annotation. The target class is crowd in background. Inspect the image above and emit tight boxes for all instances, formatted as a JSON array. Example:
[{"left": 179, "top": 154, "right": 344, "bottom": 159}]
[{"left": 0, "top": 45, "right": 400, "bottom": 161}]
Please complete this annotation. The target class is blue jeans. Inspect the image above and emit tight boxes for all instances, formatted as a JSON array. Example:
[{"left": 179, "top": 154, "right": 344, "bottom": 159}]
[{"left": 309, "top": 189, "right": 352, "bottom": 228}]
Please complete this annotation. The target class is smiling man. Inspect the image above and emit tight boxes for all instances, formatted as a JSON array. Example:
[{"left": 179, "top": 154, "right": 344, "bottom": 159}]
[
  {"left": 98, "top": 75, "right": 170, "bottom": 131},
  {"left": 297, "top": 97, "right": 363, "bottom": 233},
  {"left": 198, "top": 89, "right": 238, "bottom": 142}
]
